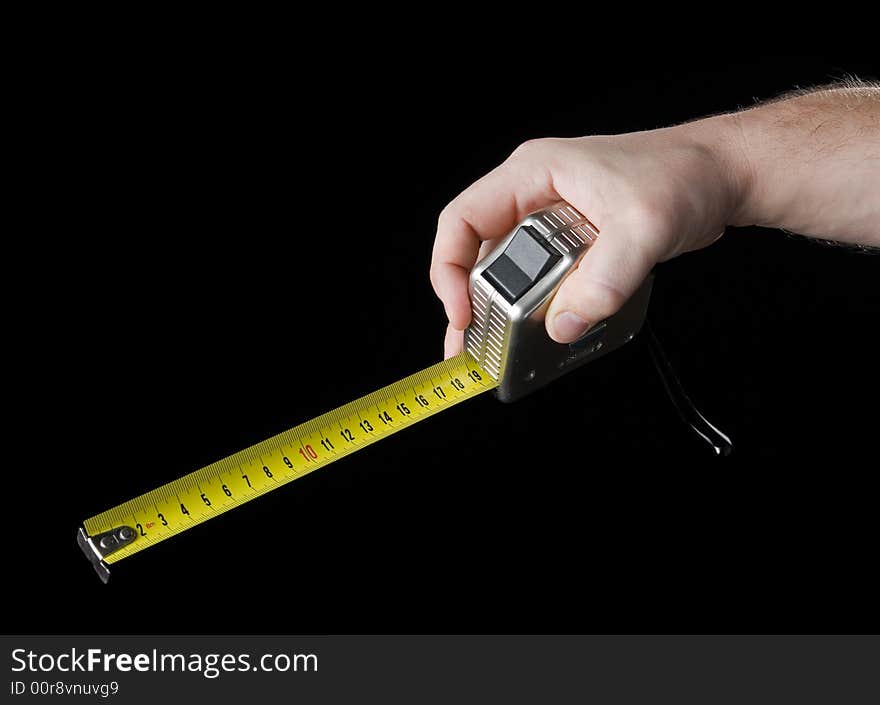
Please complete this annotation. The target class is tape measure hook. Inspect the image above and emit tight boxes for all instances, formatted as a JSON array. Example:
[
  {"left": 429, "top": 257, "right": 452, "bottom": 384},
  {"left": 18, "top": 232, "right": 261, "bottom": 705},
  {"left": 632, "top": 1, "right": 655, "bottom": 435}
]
[{"left": 77, "top": 525, "right": 136, "bottom": 583}]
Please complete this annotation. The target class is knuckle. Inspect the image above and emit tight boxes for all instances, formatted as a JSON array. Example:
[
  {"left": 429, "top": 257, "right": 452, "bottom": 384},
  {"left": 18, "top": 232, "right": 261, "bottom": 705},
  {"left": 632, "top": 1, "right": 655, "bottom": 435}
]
[
  {"left": 437, "top": 198, "right": 473, "bottom": 236},
  {"left": 437, "top": 202, "right": 456, "bottom": 230},
  {"left": 428, "top": 265, "right": 446, "bottom": 299},
  {"left": 559, "top": 275, "right": 627, "bottom": 320},
  {"left": 585, "top": 279, "right": 629, "bottom": 316},
  {"left": 510, "top": 137, "right": 555, "bottom": 161}
]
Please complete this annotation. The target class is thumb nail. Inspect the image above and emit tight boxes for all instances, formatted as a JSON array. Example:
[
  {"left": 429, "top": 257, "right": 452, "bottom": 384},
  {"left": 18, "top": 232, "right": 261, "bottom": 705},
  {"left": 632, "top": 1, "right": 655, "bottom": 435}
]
[{"left": 552, "top": 311, "right": 590, "bottom": 343}]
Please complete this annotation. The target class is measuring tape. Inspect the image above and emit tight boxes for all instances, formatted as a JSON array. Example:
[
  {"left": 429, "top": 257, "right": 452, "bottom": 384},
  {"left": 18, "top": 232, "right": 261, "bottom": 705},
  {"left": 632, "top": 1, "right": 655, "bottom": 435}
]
[
  {"left": 78, "top": 202, "right": 652, "bottom": 582},
  {"left": 78, "top": 354, "right": 494, "bottom": 581}
]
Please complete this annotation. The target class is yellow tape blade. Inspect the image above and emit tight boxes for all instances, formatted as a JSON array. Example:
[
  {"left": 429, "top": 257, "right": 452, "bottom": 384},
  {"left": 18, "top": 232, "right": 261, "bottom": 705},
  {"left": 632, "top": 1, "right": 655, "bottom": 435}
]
[{"left": 83, "top": 353, "right": 496, "bottom": 563}]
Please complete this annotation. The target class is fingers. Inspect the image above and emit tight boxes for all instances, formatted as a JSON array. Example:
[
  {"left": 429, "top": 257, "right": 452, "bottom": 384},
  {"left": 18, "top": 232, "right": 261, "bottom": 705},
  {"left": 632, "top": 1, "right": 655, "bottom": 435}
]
[
  {"left": 432, "top": 264, "right": 471, "bottom": 331},
  {"left": 546, "top": 222, "right": 659, "bottom": 343},
  {"left": 431, "top": 141, "right": 560, "bottom": 330},
  {"left": 444, "top": 323, "right": 464, "bottom": 359}
]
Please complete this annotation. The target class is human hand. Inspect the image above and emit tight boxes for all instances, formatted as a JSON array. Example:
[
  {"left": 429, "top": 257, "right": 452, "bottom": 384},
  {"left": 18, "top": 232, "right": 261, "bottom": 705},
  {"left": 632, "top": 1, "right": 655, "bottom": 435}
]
[
  {"left": 430, "top": 120, "right": 743, "bottom": 357},
  {"left": 432, "top": 84, "right": 880, "bottom": 359}
]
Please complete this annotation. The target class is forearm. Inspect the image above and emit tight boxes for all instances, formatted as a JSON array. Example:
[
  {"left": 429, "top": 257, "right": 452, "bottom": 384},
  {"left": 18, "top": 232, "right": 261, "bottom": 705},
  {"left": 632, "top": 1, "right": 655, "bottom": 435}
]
[{"left": 696, "top": 83, "right": 880, "bottom": 245}]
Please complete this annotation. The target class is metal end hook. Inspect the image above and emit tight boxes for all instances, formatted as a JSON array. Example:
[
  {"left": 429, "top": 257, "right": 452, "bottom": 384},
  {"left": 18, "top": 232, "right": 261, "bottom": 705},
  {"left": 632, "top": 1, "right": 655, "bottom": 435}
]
[
  {"left": 646, "top": 322, "right": 734, "bottom": 457},
  {"left": 77, "top": 525, "right": 137, "bottom": 584}
]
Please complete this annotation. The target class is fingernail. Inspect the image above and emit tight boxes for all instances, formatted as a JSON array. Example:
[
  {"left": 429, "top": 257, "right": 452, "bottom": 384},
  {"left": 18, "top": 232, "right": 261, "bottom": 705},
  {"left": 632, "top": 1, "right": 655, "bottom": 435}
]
[{"left": 552, "top": 311, "right": 590, "bottom": 342}]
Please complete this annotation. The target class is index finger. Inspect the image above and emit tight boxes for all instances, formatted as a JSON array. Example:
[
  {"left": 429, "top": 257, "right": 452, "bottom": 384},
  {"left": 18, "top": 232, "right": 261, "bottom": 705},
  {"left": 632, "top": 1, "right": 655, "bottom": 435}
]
[{"left": 430, "top": 146, "right": 560, "bottom": 330}]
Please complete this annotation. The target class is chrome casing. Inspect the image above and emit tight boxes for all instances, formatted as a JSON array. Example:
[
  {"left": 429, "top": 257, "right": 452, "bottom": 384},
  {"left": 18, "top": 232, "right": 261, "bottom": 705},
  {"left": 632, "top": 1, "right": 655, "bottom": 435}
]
[{"left": 465, "top": 202, "right": 653, "bottom": 402}]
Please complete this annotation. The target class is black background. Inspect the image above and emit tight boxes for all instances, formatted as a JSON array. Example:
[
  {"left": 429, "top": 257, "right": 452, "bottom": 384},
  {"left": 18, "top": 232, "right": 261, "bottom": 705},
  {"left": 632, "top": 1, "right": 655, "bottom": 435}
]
[{"left": 15, "top": 54, "right": 878, "bottom": 634}]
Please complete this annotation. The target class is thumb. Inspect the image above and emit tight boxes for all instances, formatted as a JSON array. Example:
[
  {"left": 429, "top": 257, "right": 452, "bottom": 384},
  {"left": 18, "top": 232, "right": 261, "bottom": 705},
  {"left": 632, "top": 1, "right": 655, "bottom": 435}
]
[{"left": 546, "top": 229, "right": 657, "bottom": 343}]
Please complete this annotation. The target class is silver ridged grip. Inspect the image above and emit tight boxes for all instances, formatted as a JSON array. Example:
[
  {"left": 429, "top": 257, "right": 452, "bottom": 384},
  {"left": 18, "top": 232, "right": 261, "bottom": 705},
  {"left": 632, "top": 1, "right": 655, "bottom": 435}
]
[{"left": 465, "top": 202, "right": 597, "bottom": 382}]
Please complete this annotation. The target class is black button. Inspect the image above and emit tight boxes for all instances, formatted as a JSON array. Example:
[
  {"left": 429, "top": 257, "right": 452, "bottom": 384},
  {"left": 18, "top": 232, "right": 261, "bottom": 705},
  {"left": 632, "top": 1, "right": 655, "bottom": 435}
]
[{"left": 482, "top": 225, "right": 562, "bottom": 303}]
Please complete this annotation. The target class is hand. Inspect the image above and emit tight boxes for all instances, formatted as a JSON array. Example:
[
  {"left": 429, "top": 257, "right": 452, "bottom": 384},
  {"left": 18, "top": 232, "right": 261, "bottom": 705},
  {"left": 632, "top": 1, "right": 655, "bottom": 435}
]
[
  {"left": 432, "top": 84, "right": 880, "bottom": 359},
  {"left": 430, "top": 120, "right": 742, "bottom": 358}
]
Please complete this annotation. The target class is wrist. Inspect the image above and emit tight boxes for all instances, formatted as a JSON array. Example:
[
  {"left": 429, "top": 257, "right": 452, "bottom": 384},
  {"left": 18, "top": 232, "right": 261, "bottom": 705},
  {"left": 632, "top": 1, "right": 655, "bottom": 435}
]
[{"left": 679, "top": 113, "right": 755, "bottom": 228}]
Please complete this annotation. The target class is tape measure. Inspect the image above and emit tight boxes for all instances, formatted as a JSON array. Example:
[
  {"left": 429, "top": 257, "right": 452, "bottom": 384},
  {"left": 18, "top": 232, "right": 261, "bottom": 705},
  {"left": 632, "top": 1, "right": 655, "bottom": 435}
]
[{"left": 78, "top": 202, "right": 652, "bottom": 582}]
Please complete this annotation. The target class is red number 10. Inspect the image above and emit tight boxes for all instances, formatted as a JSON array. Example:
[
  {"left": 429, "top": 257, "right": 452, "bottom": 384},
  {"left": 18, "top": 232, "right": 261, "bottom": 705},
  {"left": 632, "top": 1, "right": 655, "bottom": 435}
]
[{"left": 298, "top": 445, "right": 318, "bottom": 461}]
